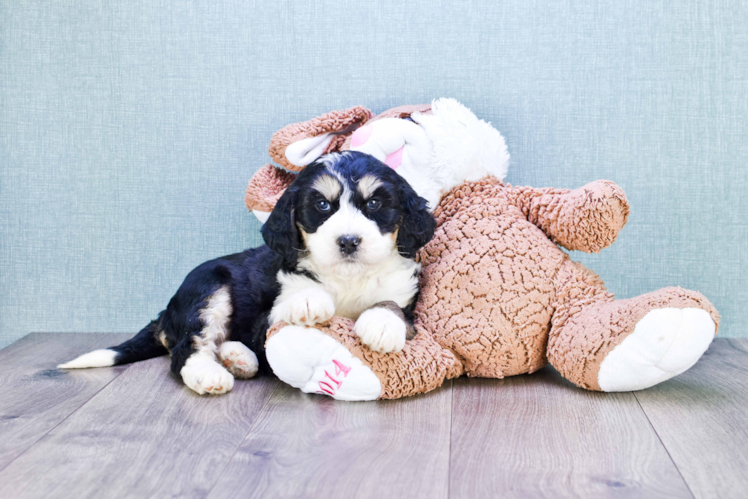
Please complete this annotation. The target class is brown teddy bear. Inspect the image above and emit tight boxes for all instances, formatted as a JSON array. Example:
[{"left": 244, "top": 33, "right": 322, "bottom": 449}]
[{"left": 245, "top": 98, "right": 719, "bottom": 401}]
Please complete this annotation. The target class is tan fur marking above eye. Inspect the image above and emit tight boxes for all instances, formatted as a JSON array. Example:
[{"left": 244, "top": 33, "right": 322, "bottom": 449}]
[
  {"left": 358, "top": 175, "right": 383, "bottom": 199},
  {"left": 312, "top": 174, "right": 342, "bottom": 201}
]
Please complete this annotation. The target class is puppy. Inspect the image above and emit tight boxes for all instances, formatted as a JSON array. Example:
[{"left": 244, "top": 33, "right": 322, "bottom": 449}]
[{"left": 59, "top": 152, "right": 436, "bottom": 395}]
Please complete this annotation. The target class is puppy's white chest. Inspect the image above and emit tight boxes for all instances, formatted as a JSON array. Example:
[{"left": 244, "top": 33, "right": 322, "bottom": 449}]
[
  {"left": 275, "top": 253, "right": 420, "bottom": 322},
  {"left": 325, "top": 262, "right": 419, "bottom": 319}
]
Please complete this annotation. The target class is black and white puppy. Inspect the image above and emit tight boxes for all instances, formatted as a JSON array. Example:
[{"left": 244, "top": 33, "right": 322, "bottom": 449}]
[{"left": 59, "top": 151, "right": 436, "bottom": 395}]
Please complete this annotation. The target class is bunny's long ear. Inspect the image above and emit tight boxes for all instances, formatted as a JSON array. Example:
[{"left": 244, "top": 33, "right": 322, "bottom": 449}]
[
  {"left": 245, "top": 164, "right": 298, "bottom": 223},
  {"left": 269, "top": 106, "right": 372, "bottom": 171}
]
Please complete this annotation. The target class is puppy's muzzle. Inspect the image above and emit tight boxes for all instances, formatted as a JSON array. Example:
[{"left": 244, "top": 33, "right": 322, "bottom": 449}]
[{"left": 337, "top": 235, "right": 361, "bottom": 256}]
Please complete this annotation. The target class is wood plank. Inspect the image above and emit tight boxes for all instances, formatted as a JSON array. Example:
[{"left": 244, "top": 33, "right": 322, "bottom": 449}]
[
  {"left": 0, "top": 332, "right": 132, "bottom": 472},
  {"left": 635, "top": 338, "right": 748, "bottom": 498},
  {"left": 449, "top": 367, "right": 692, "bottom": 498},
  {"left": 0, "top": 355, "right": 279, "bottom": 498},
  {"left": 208, "top": 381, "right": 453, "bottom": 499}
]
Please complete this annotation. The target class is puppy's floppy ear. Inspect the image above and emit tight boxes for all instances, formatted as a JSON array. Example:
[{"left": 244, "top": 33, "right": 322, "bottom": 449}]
[
  {"left": 396, "top": 182, "right": 436, "bottom": 259},
  {"left": 261, "top": 187, "right": 301, "bottom": 268}
]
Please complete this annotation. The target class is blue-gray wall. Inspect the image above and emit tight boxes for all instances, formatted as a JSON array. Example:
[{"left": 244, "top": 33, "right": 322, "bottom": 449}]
[{"left": 2, "top": 0, "right": 746, "bottom": 348}]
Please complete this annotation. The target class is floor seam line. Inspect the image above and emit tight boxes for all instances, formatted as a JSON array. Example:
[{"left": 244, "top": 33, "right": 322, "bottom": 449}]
[
  {"left": 203, "top": 378, "right": 282, "bottom": 499},
  {"left": 0, "top": 363, "right": 133, "bottom": 476},
  {"left": 633, "top": 391, "right": 695, "bottom": 499}
]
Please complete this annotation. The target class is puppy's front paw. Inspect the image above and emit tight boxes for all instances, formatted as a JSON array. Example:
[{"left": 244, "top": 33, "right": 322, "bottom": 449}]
[
  {"left": 271, "top": 288, "right": 335, "bottom": 326},
  {"left": 354, "top": 307, "right": 406, "bottom": 353},
  {"left": 180, "top": 354, "right": 235, "bottom": 395}
]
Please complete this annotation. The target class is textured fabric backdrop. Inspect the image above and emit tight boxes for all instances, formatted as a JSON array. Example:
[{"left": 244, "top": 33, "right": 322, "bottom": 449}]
[{"left": 1, "top": 1, "right": 746, "bottom": 349}]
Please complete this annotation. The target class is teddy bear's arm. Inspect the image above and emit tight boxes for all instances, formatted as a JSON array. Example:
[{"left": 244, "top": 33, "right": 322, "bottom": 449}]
[{"left": 506, "top": 181, "right": 630, "bottom": 253}]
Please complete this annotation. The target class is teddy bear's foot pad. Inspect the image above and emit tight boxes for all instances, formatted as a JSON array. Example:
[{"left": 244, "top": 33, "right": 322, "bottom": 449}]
[
  {"left": 598, "top": 307, "right": 715, "bottom": 392},
  {"left": 266, "top": 325, "right": 382, "bottom": 401}
]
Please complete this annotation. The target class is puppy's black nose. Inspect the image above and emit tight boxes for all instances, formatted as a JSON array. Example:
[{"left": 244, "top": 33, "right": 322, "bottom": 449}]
[{"left": 337, "top": 235, "right": 361, "bottom": 255}]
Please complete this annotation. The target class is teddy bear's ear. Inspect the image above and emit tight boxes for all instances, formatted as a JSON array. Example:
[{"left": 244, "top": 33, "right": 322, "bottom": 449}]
[
  {"left": 245, "top": 164, "right": 298, "bottom": 223},
  {"left": 269, "top": 106, "right": 372, "bottom": 171}
]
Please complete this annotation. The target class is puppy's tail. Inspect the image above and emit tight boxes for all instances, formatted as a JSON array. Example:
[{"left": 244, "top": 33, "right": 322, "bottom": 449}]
[{"left": 58, "top": 319, "right": 167, "bottom": 369}]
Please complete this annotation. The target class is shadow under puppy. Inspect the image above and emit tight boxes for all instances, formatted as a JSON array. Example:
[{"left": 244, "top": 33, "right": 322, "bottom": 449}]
[{"left": 59, "top": 151, "right": 436, "bottom": 395}]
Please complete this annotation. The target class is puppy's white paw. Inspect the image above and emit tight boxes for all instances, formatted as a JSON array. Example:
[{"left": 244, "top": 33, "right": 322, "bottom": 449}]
[
  {"left": 271, "top": 288, "right": 335, "bottom": 327},
  {"left": 180, "top": 354, "right": 235, "bottom": 395},
  {"left": 354, "top": 307, "right": 406, "bottom": 353},
  {"left": 218, "top": 341, "right": 259, "bottom": 379}
]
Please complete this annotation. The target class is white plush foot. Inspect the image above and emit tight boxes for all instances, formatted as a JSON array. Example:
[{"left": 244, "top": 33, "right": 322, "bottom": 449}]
[
  {"left": 180, "top": 353, "right": 235, "bottom": 395},
  {"left": 598, "top": 307, "right": 716, "bottom": 392},
  {"left": 218, "top": 341, "right": 259, "bottom": 379},
  {"left": 354, "top": 307, "right": 406, "bottom": 353},
  {"left": 265, "top": 326, "right": 381, "bottom": 401},
  {"left": 270, "top": 288, "right": 335, "bottom": 327}
]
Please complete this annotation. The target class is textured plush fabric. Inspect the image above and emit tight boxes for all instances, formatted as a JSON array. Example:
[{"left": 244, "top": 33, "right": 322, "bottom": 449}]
[
  {"left": 268, "top": 177, "right": 719, "bottom": 398},
  {"left": 548, "top": 275, "right": 719, "bottom": 390},
  {"left": 267, "top": 319, "right": 464, "bottom": 400},
  {"left": 507, "top": 182, "right": 630, "bottom": 253},
  {"left": 246, "top": 105, "right": 434, "bottom": 213},
  {"left": 1, "top": 1, "right": 746, "bottom": 349},
  {"left": 341, "top": 105, "right": 434, "bottom": 150},
  {"left": 269, "top": 106, "right": 372, "bottom": 171},
  {"left": 245, "top": 164, "right": 297, "bottom": 213}
]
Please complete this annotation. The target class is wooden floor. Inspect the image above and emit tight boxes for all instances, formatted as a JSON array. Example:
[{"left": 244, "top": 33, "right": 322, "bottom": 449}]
[{"left": 0, "top": 334, "right": 746, "bottom": 499}]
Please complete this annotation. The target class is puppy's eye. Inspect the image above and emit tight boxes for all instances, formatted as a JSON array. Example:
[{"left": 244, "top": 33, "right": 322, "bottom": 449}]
[
  {"left": 366, "top": 198, "right": 381, "bottom": 211},
  {"left": 316, "top": 200, "right": 331, "bottom": 212}
]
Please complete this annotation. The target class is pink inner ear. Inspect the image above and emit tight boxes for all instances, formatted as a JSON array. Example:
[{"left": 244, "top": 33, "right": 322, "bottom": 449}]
[
  {"left": 384, "top": 146, "right": 404, "bottom": 169},
  {"left": 350, "top": 125, "right": 373, "bottom": 147}
]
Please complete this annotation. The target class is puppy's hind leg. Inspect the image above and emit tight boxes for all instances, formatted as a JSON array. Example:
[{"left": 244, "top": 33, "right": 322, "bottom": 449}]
[
  {"left": 218, "top": 341, "right": 259, "bottom": 379},
  {"left": 171, "top": 286, "right": 235, "bottom": 395}
]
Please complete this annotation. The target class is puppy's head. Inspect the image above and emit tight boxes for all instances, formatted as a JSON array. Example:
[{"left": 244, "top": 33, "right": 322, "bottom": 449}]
[{"left": 262, "top": 151, "right": 435, "bottom": 275}]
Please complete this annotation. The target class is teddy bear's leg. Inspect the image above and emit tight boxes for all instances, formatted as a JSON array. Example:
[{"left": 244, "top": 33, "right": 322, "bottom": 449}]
[
  {"left": 547, "top": 260, "right": 719, "bottom": 392},
  {"left": 266, "top": 325, "right": 382, "bottom": 401},
  {"left": 265, "top": 318, "right": 464, "bottom": 400}
]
